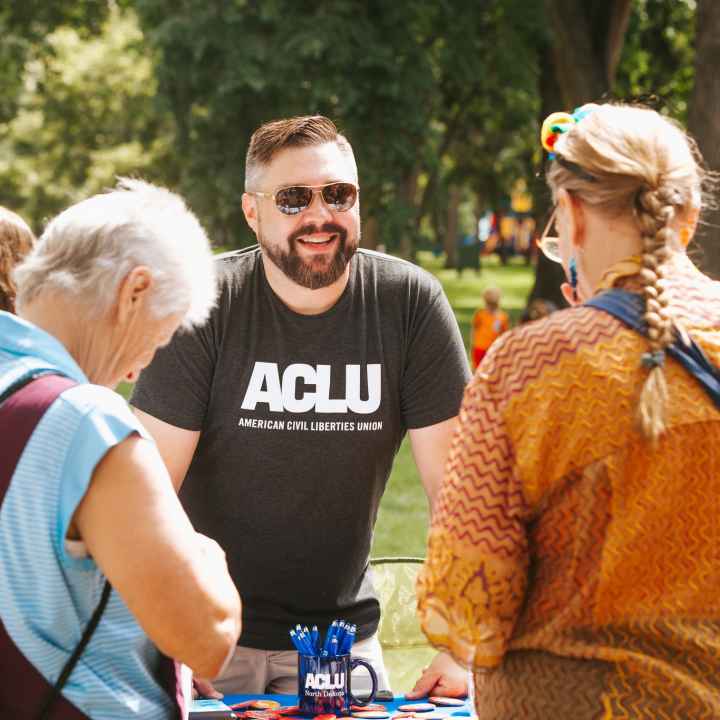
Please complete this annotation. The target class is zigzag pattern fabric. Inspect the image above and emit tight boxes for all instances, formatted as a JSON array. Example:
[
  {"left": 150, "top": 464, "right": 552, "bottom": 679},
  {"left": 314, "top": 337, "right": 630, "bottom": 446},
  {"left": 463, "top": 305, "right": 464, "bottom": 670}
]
[{"left": 417, "top": 254, "right": 720, "bottom": 718}]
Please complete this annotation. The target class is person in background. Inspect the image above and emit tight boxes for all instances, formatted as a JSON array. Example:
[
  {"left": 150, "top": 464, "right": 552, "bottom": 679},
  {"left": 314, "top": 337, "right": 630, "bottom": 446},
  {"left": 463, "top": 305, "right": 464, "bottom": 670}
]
[
  {"left": 0, "top": 206, "right": 36, "bottom": 313},
  {"left": 0, "top": 179, "right": 241, "bottom": 719},
  {"left": 417, "top": 102, "right": 720, "bottom": 718},
  {"left": 470, "top": 287, "right": 509, "bottom": 369},
  {"left": 131, "top": 115, "right": 470, "bottom": 699}
]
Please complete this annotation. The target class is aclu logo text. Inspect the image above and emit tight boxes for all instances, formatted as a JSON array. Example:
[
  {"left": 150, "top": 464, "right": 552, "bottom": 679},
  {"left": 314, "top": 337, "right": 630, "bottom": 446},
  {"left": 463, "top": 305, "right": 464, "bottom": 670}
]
[
  {"left": 305, "top": 672, "right": 345, "bottom": 691},
  {"left": 241, "top": 362, "right": 381, "bottom": 414}
]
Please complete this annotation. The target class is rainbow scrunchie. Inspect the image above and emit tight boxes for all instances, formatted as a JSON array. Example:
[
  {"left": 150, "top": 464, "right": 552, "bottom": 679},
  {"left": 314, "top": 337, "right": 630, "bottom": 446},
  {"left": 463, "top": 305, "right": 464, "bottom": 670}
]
[{"left": 540, "top": 105, "right": 596, "bottom": 155}]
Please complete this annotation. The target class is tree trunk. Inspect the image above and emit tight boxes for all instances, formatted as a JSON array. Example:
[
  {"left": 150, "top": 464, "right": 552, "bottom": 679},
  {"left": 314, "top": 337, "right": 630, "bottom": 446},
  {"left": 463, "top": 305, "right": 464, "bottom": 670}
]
[
  {"left": 543, "top": 0, "right": 632, "bottom": 107},
  {"left": 362, "top": 214, "right": 379, "bottom": 250},
  {"left": 527, "top": 43, "right": 571, "bottom": 309},
  {"left": 398, "top": 167, "right": 420, "bottom": 260},
  {"left": 688, "top": 0, "right": 720, "bottom": 279},
  {"left": 543, "top": 0, "right": 607, "bottom": 106},
  {"left": 443, "top": 185, "right": 461, "bottom": 269},
  {"left": 530, "top": 0, "right": 632, "bottom": 309}
]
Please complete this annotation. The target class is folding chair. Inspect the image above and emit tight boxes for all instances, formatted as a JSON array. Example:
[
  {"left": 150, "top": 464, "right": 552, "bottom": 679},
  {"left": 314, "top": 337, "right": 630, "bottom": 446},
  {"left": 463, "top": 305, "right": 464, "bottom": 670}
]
[{"left": 370, "top": 557, "right": 436, "bottom": 694}]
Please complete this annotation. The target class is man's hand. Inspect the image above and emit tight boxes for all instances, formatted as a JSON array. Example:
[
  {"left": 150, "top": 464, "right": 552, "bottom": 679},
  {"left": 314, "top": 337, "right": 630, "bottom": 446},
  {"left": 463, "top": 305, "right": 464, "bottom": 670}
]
[
  {"left": 193, "top": 677, "right": 224, "bottom": 699},
  {"left": 405, "top": 651, "right": 467, "bottom": 699}
]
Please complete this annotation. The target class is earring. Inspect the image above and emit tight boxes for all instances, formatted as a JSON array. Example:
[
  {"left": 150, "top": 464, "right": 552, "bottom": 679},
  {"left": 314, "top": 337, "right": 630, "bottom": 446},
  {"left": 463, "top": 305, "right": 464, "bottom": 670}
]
[{"left": 569, "top": 256, "right": 578, "bottom": 302}]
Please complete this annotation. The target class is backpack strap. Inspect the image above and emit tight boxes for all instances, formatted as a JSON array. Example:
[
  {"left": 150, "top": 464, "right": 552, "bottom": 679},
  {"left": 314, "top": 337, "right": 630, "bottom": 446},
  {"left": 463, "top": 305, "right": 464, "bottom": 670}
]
[
  {"left": 0, "top": 372, "right": 77, "bottom": 494},
  {"left": 0, "top": 373, "right": 111, "bottom": 720},
  {"left": 586, "top": 289, "right": 720, "bottom": 410},
  {"left": 1, "top": 373, "right": 184, "bottom": 719}
]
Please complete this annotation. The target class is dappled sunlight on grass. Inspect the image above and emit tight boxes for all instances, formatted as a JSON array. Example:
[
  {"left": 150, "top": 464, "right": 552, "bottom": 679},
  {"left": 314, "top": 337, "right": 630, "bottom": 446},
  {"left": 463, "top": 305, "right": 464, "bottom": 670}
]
[{"left": 372, "top": 252, "right": 535, "bottom": 557}]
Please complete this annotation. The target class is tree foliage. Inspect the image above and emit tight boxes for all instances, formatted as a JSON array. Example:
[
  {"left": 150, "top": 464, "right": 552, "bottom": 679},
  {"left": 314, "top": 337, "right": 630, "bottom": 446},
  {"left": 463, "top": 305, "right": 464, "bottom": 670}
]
[
  {"left": 0, "top": 0, "right": 712, "bottom": 282},
  {"left": 134, "top": 0, "right": 543, "bottom": 252},
  {"left": 0, "top": 4, "right": 173, "bottom": 230}
]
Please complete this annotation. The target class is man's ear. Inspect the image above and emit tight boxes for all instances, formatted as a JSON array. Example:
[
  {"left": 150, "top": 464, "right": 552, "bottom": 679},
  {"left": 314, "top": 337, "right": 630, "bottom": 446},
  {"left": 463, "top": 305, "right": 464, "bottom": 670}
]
[
  {"left": 242, "top": 193, "right": 259, "bottom": 235},
  {"left": 116, "top": 266, "right": 152, "bottom": 324}
]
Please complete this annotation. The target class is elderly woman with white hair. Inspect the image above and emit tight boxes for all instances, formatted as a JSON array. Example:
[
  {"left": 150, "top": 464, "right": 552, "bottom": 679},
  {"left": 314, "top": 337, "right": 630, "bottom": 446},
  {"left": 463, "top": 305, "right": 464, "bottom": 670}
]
[{"left": 0, "top": 179, "right": 241, "bottom": 719}]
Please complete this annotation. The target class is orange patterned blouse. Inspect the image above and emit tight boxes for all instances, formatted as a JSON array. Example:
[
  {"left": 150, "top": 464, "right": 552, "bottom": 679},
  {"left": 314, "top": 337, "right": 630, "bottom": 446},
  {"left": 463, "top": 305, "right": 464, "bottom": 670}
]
[{"left": 417, "top": 253, "right": 720, "bottom": 719}]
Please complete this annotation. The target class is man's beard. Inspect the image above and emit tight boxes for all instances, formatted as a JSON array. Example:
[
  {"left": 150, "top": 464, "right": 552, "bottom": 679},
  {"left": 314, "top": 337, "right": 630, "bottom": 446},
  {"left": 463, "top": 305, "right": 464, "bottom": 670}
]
[{"left": 260, "top": 221, "right": 359, "bottom": 290}]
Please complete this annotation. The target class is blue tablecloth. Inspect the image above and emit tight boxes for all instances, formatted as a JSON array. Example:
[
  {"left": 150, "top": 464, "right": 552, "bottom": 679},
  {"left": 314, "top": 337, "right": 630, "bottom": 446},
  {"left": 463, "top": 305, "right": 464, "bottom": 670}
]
[{"left": 192, "top": 693, "right": 473, "bottom": 718}]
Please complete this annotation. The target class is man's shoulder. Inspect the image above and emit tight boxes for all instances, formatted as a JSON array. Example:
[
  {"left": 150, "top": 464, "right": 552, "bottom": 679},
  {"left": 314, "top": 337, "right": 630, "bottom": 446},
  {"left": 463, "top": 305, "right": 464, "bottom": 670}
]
[
  {"left": 213, "top": 246, "right": 262, "bottom": 296},
  {"left": 215, "top": 245, "right": 261, "bottom": 272},
  {"left": 354, "top": 249, "right": 441, "bottom": 293}
]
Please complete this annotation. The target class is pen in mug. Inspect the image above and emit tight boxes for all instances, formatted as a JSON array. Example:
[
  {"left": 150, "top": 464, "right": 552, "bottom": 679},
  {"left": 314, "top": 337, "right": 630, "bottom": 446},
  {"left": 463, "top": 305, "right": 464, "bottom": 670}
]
[
  {"left": 322, "top": 620, "right": 338, "bottom": 654},
  {"left": 311, "top": 625, "right": 320, "bottom": 653},
  {"left": 339, "top": 625, "right": 354, "bottom": 654},
  {"left": 300, "top": 631, "right": 315, "bottom": 655},
  {"left": 289, "top": 629, "right": 303, "bottom": 653},
  {"left": 335, "top": 620, "right": 346, "bottom": 646},
  {"left": 302, "top": 626, "right": 312, "bottom": 653}
]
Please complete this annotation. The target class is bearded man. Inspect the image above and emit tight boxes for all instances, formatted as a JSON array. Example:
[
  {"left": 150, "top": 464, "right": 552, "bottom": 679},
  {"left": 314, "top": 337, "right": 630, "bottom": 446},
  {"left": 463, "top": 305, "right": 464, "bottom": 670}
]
[{"left": 132, "top": 115, "right": 470, "bottom": 700}]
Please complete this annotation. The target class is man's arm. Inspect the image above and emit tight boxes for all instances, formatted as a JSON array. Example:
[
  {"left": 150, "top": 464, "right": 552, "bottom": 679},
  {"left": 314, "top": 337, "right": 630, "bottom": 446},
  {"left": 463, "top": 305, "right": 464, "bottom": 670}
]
[
  {"left": 408, "top": 416, "right": 458, "bottom": 516},
  {"left": 133, "top": 407, "right": 200, "bottom": 492},
  {"left": 407, "top": 417, "right": 468, "bottom": 698}
]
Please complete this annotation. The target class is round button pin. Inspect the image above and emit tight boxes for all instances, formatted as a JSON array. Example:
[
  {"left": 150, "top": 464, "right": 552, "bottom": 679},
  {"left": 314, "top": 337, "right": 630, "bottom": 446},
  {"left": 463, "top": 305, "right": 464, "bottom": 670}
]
[
  {"left": 428, "top": 698, "right": 466, "bottom": 707},
  {"left": 351, "top": 705, "right": 387, "bottom": 713},
  {"left": 252, "top": 701, "right": 282, "bottom": 710},
  {"left": 397, "top": 704, "right": 436, "bottom": 713}
]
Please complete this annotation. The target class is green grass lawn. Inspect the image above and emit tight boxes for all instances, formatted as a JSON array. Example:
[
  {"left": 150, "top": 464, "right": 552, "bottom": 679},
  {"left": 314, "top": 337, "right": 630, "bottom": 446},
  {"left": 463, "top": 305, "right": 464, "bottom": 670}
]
[
  {"left": 371, "top": 252, "right": 534, "bottom": 557},
  {"left": 119, "top": 252, "right": 535, "bottom": 557}
]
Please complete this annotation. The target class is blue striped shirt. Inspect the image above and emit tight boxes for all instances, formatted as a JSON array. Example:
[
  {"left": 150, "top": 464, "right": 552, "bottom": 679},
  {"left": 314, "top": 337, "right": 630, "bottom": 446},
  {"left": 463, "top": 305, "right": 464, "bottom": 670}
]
[{"left": 0, "top": 311, "right": 176, "bottom": 719}]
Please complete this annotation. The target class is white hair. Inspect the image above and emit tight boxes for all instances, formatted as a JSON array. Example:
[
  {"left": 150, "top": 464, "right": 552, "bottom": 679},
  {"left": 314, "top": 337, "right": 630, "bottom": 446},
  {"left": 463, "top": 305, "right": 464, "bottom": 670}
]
[{"left": 14, "top": 178, "right": 217, "bottom": 328}]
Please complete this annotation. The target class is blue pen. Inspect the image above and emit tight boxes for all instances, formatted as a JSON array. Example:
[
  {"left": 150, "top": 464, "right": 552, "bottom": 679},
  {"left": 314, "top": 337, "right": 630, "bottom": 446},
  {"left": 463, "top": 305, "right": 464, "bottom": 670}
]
[
  {"left": 310, "top": 625, "right": 320, "bottom": 653},
  {"left": 335, "top": 620, "right": 346, "bottom": 646},
  {"left": 289, "top": 629, "right": 303, "bottom": 653},
  {"left": 322, "top": 620, "right": 338, "bottom": 654},
  {"left": 341, "top": 624, "right": 356, "bottom": 654},
  {"left": 299, "top": 631, "right": 314, "bottom": 655}
]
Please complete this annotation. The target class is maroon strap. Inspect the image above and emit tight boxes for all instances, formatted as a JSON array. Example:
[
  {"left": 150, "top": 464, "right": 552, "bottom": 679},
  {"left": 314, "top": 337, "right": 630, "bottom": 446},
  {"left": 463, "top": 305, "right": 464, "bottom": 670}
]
[
  {"left": 0, "top": 373, "right": 186, "bottom": 719},
  {"left": 161, "top": 658, "right": 187, "bottom": 720},
  {"left": 0, "top": 374, "right": 77, "bottom": 494},
  {"left": 0, "top": 374, "right": 91, "bottom": 719}
]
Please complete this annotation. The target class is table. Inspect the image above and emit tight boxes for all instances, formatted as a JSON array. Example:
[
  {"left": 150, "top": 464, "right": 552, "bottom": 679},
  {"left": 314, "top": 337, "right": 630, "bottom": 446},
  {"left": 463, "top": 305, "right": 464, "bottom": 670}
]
[{"left": 190, "top": 693, "right": 474, "bottom": 719}]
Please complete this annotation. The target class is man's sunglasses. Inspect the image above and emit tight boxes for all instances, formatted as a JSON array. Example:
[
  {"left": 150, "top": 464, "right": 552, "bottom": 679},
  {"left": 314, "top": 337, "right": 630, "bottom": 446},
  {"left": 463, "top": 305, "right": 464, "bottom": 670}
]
[
  {"left": 249, "top": 182, "right": 359, "bottom": 216},
  {"left": 537, "top": 206, "right": 562, "bottom": 263}
]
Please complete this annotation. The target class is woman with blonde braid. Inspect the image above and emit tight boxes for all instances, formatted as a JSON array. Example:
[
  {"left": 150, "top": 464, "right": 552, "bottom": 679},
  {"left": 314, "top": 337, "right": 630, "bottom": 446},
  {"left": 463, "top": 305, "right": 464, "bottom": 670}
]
[{"left": 417, "top": 103, "right": 720, "bottom": 718}]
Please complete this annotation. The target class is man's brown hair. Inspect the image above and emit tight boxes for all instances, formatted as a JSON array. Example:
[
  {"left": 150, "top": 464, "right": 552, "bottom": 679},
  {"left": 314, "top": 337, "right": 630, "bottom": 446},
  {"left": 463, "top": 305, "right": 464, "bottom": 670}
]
[
  {"left": 244, "top": 115, "right": 353, "bottom": 189},
  {"left": 0, "top": 207, "right": 35, "bottom": 313}
]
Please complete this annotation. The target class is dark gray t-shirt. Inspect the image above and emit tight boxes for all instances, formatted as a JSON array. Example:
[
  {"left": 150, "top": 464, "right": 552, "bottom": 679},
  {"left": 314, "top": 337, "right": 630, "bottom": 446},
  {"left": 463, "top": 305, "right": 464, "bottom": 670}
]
[{"left": 132, "top": 247, "right": 470, "bottom": 649}]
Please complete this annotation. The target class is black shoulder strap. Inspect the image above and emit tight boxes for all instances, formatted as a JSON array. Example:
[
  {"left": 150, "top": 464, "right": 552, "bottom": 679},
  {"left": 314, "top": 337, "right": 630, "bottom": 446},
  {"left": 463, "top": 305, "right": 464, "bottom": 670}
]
[
  {"left": 586, "top": 288, "right": 720, "bottom": 410},
  {"left": 37, "top": 582, "right": 112, "bottom": 720}
]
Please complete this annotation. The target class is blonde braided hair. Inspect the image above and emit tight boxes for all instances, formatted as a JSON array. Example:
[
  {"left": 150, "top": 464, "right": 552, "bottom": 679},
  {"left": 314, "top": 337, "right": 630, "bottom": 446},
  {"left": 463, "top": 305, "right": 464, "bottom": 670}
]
[
  {"left": 0, "top": 208, "right": 35, "bottom": 313},
  {"left": 546, "top": 103, "right": 709, "bottom": 443},
  {"left": 633, "top": 185, "right": 682, "bottom": 440}
]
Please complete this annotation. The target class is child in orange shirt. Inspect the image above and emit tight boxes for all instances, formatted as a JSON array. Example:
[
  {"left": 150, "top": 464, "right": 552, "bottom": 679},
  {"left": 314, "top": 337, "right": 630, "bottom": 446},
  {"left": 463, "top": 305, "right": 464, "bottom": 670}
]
[{"left": 471, "top": 287, "right": 509, "bottom": 369}]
